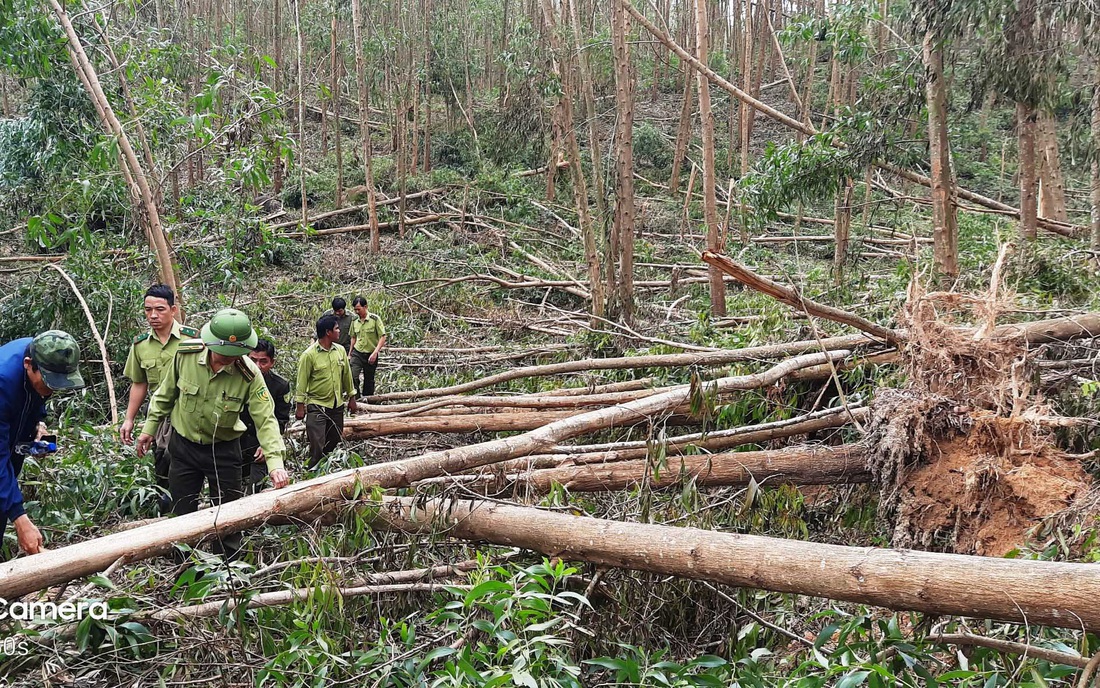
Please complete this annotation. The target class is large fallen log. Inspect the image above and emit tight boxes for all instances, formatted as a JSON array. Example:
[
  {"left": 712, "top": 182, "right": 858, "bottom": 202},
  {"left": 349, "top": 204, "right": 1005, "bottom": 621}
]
[
  {"left": 376, "top": 497, "right": 1100, "bottom": 631},
  {"left": 423, "top": 444, "right": 868, "bottom": 494},
  {"left": 368, "top": 335, "right": 872, "bottom": 402},
  {"left": 0, "top": 352, "right": 843, "bottom": 599}
]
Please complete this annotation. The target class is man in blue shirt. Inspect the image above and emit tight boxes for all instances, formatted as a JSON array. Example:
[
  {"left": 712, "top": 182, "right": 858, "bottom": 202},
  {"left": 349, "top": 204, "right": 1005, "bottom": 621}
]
[{"left": 0, "top": 331, "right": 84, "bottom": 558}]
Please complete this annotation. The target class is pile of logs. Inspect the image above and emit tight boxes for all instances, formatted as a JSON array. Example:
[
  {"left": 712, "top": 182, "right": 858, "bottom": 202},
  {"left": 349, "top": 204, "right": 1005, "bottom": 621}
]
[{"left": 4, "top": 252, "right": 1100, "bottom": 640}]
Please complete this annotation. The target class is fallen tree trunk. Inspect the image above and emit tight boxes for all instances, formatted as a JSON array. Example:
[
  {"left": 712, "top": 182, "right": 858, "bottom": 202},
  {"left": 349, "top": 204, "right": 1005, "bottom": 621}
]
[
  {"left": 375, "top": 497, "right": 1100, "bottom": 631},
  {"left": 342, "top": 408, "right": 679, "bottom": 438},
  {"left": 359, "top": 388, "right": 663, "bottom": 416},
  {"left": 702, "top": 251, "right": 903, "bottom": 345},
  {"left": 424, "top": 444, "right": 869, "bottom": 494},
  {"left": 0, "top": 352, "right": 842, "bottom": 599},
  {"left": 368, "top": 335, "right": 871, "bottom": 402},
  {"left": 279, "top": 212, "right": 449, "bottom": 239},
  {"left": 147, "top": 561, "right": 478, "bottom": 621},
  {"left": 267, "top": 187, "right": 444, "bottom": 230},
  {"left": 492, "top": 406, "right": 867, "bottom": 471}
]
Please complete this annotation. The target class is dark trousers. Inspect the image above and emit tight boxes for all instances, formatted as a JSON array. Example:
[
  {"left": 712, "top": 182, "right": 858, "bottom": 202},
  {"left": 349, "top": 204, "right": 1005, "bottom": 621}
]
[
  {"left": 239, "top": 437, "right": 269, "bottom": 493},
  {"left": 152, "top": 419, "right": 173, "bottom": 513},
  {"left": 168, "top": 431, "right": 245, "bottom": 558},
  {"left": 350, "top": 350, "right": 378, "bottom": 397},
  {"left": 305, "top": 404, "right": 344, "bottom": 469}
]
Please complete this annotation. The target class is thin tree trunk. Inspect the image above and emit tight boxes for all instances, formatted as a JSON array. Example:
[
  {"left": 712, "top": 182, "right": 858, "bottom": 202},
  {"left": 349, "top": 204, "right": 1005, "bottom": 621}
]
[
  {"left": 1092, "top": 61, "right": 1100, "bottom": 251},
  {"left": 293, "top": 0, "right": 306, "bottom": 226},
  {"left": 923, "top": 33, "right": 959, "bottom": 282},
  {"left": 352, "top": 0, "right": 381, "bottom": 252},
  {"left": 1017, "top": 101, "right": 1038, "bottom": 241},
  {"left": 832, "top": 178, "right": 853, "bottom": 285},
  {"left": 541, "top": 0, "right": 604, "bottom": 318},
  {"left": 47, "top": 0, "right": 182, "bottom": 310},
  {"left": 669, "top": 67, "right": 694, "bottom": 196},
  {"left": 332, "top": 15, "right": 344, "bottom": 207},
  {"left": 568, "top": 0, "right": 607, "bottom": 221},
  {"left": 695, "top": 0, "right": 725, "bottom": 315},
  {"left": 1036, "top": 112, "right": 1067, "bottom": 223},
  {"left": 611, "top": 0, "right": 636, "bottom": 324}
]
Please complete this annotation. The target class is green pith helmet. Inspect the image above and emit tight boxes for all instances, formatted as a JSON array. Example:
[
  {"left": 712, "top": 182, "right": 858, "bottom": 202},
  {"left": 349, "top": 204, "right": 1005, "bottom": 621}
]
[
  {"left": 200, "top": 308, "right": 258, "bottom": 356},
  {"left": 28, "top": 330, "right": 85, "bottom": 391}
]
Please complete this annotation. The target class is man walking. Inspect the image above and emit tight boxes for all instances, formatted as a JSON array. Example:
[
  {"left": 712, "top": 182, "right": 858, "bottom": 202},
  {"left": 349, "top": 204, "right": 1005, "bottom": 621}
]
[
  {"left": 0, "top": 330, "right": 84, "bottom": 559},
  {"left": 322, "top": 297, "right": 355, "bottom": 354},
  {"left": 349, "top": 297, "right": 387, "bottom": 398},
  {"left": 137, "top": 308, "right": 290, "bottom": 559},
  {"left": 296, "top": 314, "right": 356, "bottom": 470},
  {"left": 119, "top": 284, "right": 197, "bottom": 512},
  {"left": 240, "top": 338, "right": 291, "bottom": 492}
]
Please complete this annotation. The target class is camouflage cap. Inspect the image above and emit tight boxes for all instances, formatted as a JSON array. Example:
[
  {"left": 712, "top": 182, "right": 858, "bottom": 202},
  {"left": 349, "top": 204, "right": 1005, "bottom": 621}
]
[{"left": 28, "top": 330, "right": 85, "bottom": 391}]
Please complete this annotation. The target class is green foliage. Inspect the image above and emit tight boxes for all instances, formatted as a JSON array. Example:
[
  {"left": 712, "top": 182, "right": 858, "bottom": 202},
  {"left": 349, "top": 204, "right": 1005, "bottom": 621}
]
[{"left": 633, "top": 122, "right": 673, "bottom": 175}]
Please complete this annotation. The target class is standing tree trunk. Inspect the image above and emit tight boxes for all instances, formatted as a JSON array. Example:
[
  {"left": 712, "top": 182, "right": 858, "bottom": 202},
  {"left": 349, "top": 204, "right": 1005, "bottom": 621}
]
[
  {"left": 47, "top": 0, "right": 182, "bottom": 309},
  {"left": 695, "top": 0, "right": 725, "bottom": 315},
  {"left": 669, "top": 66, "right": 695, "bottom": 196},
  {"left": 541, "top": 0, "right": 604, "bottom": 318},
  {"left": 1092, "top": 60, "right": 1100, "bottom": 251},
  {"left": 611, "top": 0, "right": 636, "bottom": 324},
  {"left": 332, "top": 15, "right": 345, "bottom": 207},
  {"left": 833, "top": 177, "right": 853, "bottom": 284},
  {"left": 293, "top": 0, "right": 307, "bottom": 226},
  {"left": 1017, "top": 102, "right": 1038, "bottom": 241},
  {"left": 1036, "top": 112, "right": 1068, "bottom": 223},
  {"left": 923, "top": 33, "right": 958, "bottom": 282},
  {"left": 568, "top": 0, "right": 607, "bottom": 221},
  {"left": 352, "top": 0, "right": 381, "bottom": 252}
]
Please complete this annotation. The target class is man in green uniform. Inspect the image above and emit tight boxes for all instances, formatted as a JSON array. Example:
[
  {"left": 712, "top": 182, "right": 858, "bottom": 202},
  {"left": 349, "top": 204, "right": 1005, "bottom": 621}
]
[
  {"left": 349, "top": 296, "right": 387, "bottom": 398},
  {"left": 240, "top": 338, "right": 291, "bottom": 492},
  {"left": 119, "top": 285, "right": 197, "bottom": 512},
  {"left": 296, "top": 314, "right": 356, "bottom": 469},
  {"left": 136, "top": 308, "right": 290, "bottom": 558},
  {"left": 322, "top": 297, "right": 355, "bottom": 354}
]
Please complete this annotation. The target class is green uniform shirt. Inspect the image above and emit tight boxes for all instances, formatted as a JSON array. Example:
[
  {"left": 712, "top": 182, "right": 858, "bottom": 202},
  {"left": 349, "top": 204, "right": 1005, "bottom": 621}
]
[
  {"left": 295, "top": 341, "right": 355, "bottom": 408},
  {"left": 142, "top": 341, "right": 286, "bottom": 471},
  {"left": 122, "top": 321, "right": 198, "bottom": 392},
  {"left": 322, "top": 309, "right": 355, "bottom": 350},
  {"left": 351, "top": 313, "right": 386, "bottom": 354}
]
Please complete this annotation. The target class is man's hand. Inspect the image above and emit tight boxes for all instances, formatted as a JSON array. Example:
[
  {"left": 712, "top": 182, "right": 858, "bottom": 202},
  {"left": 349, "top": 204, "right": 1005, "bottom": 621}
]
[
  {"left": 35, "top": 422, "right": 49, "bottom": 441},
  {"left": 254, "top": 446, "right": 265, "bottom": 463},
  {"left": 269, "top": 468, "right": 290, "bottom": 489},
  {"left": 136, "top": 433, "right": 154, "bottom": 458},
  {"left": 368, "top": 351, "right": 378, "bottom": 364},
  {"left": 120, "top": 418, "right": 135, "bottom": 444},
  {"left": 13, "top": 515, "right": 43, "bottom": 555},
  {"left": 295, "top": 403, "right": 306, "bottom": 421},
  {"left": 348, "top": 398, "right": 358, "bottom": 414}
]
